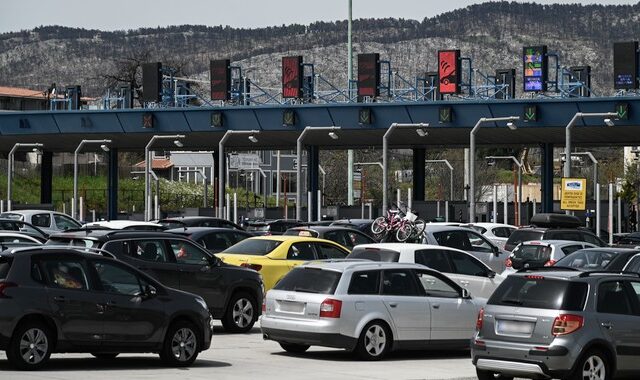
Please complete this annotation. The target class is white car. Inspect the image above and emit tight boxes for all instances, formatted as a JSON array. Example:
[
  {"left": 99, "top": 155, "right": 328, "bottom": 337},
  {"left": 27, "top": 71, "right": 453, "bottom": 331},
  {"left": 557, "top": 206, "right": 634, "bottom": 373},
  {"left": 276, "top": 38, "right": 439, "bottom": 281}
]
[
  {"left": 0, "top": 210, "right": 81, "bottom": 235},
  {"left": 82, "top": 220, "right": 165, "bottom": 231},
  {"left": 463, "top": 223, "right": 516, "bottom": 249},
  {"left": 261, "top": 261, "right": 483, "bottom": 360},
  {"left": 503, "top": 239, "right": 598, "bottom": 275},
  {"left": 348, "top": 243, "right": 504, "bottom": 298}
]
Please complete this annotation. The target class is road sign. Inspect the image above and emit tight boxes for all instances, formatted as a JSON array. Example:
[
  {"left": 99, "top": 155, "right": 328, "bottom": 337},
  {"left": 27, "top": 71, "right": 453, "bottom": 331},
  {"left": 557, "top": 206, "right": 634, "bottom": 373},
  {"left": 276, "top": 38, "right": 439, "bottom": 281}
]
[
  {"left": 616, "top": 102, "right": 629, "bottom": 120},
  {"left": 229, "top": 153, "right": 261, "bottom": 169},
  {"left": 561, "top": 178, "right": 587, "bottom": 211},
  {"left": 439, "top": 106, "right": 453, "bottom": 123},
  {"left": 524, "top": 104, "right": 538, "bottom": 122}
]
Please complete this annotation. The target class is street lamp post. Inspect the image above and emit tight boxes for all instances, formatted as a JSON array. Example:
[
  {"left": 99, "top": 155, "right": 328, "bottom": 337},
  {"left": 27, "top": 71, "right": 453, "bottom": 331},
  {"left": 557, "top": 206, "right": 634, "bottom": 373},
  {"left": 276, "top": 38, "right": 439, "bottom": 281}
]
[
  {"left": 296, "top": 126, "right": 341, "bottom": 221},
  {"left": 469, "top": 117, "right": 519, "bottom": 223},
  {"left": 565, "top": 151, "right": 598, "bottom": 200},
  {"left": 7, "top": 143, "right": 43, "bottom": 211},
  {"left": 425, "top": 159, "right": 454, "bottom": 201},
  {"left": 486, "top": 156, "right": 523, "bottom": 226},
  {"left": 178, "top": 169, "right": 208, "bottom": 207},
  {"left": 382, "top": 123, "right": 429, "bottom": 215},
  {"left": 73, "top": 139, "right": 111, "bottom": 220},
  {"left": 145, "top": 135, "right": 185, "bottom": 221},
  {"left": 218, "top": 130, "right": 260, "bottom": 219}
]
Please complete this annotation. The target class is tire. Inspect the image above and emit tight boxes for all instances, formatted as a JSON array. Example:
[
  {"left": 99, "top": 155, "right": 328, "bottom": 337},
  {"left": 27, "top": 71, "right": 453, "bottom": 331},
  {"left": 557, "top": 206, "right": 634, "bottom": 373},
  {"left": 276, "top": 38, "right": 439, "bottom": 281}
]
[
  {"left": 221, "top": 292, "right": 257, "bottom": 333},
  {"left": 395, "top": 223, "right": 413, "bottom": 242},
  {"left": 279, "top": 342, "right": 310, "bottom": 354},
  {"left": 354, "top": 321, "right": 391, "bottom": 361},
  {"left": 476, "top": 368, "right": 513, "bottom": 380},
  {"left": 159, "top": 320, "right": 200, "bottom": 367},
  {"left": 91, "top": 353, "right": 119, "bottom": 360},
  {"left": 6, "top": 321, "right": 53, "bottom": 370},
  {"left": 371, "top": 217, "right": 387, "bottom": 235},
  {"left": 564, "top": 349, "right": 610, "bottom": 380}
]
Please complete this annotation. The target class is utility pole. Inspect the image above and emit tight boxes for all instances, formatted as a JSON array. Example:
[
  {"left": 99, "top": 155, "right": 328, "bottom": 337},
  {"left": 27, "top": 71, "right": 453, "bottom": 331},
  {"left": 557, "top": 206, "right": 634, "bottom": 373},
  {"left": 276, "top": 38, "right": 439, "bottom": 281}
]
[{"left": 347, "top": 0, "right": 355, "bottom": 206}]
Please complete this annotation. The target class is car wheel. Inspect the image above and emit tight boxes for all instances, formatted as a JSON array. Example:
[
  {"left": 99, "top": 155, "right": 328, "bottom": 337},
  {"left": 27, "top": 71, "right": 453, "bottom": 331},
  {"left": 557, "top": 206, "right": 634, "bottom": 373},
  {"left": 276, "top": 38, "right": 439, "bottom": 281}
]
[
  {"left": 91, "top": 353, "right": 119, "bottom": 360},
  {"left": 221, "top": 292, "right": 257, "bottom": 333},
  {"left": 354, "top": 321, "right": 391, "bottom": 361},
  {"left": 565, "top": 349, "right": 610, "bottom": 380},
  {"left": 279, "top": 342, "right": 310, "bottom": 354},
  {"left": 476, "top": 369, "right": 513, "bottom": 380},
  {"left": 159, "top": 320, "right": 200, "bottom": 367},
  {"left": 7, "top": 322, "right": 53, "bottom": 370}
]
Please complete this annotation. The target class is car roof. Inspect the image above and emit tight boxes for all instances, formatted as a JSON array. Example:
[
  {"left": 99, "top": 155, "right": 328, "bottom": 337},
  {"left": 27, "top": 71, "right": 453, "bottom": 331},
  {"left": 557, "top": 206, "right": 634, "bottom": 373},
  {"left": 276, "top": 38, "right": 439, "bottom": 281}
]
[
  {"left": 166, "top": 227, "right": 246, "bottom": 234},
  {"left": 245, "top": 235, "right": 341, "bottom": 244},
  {"left": 422, "top": 225, "right": 474, "bottom": 232},
  {"left": 0, "top": 245, "right": 114, "bottom": 259},
  {"left": 49, "top": 230, "right": 180, "bottom": 240},
  {"left": 290, "top": 226, "right": 362, "bottom": 232},
  {"left": 299, "top": 260, "right": 429, "bottom": 272},
  {"left": 519, "top": 240, "right": 588, "bottom": 246},
  {"left": 353, "top": 242, "right": 462, "bottom": 252},
  {"left": 575, "top": 247, "right": 639, "bottom": 253},
  {"left": 83, "top": 220, "right": 163, "bottom": 229},
  {"left": 467, "top": 223, "right": 516, "bottom": 229}
]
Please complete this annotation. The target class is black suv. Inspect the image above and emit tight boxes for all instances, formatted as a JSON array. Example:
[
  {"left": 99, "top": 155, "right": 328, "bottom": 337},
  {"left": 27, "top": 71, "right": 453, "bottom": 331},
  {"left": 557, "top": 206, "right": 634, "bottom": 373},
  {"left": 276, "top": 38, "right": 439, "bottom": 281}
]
[
  {"left": 0, "top": 246, "right": 212, "bottom": 370},
  {"left": 505, "top": 213, "right": 606, "bottom": 251},
  {"left": 46, "top": 230, "right": 263, "bottom": 333}
]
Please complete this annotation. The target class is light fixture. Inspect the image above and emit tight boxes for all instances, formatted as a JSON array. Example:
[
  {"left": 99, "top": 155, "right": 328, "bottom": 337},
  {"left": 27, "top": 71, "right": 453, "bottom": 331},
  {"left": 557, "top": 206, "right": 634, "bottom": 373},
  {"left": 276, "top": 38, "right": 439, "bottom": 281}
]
[
  {"left": 100, "top": 144, "right": 110, "bottom": 152},
  {"left": 416, "top": 128, "right": 428, "bottom": 137},
  {"left": 248, "top": 135, "right": 258, "bottom": 143},
  {"left": 173, "top": 140, "right": 184, "bottom": 148},
  {"left": 506, "top": 121, "right": 517, "bottom": 130},
  {"left": 487, "top": 159, "right": 496, "bottom": 167},
  {"left": 604, "top": 118, "right": 614, "bottom": 127},
  {"left": 328, "top": 131, "right": 339, "bottom": 140}
]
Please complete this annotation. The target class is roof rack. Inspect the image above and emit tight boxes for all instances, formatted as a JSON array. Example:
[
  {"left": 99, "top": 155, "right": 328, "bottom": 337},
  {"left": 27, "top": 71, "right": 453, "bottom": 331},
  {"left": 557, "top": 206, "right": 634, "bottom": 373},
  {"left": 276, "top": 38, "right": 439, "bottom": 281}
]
[
  {"left": 516, "top": 266, "right": 580, "bottom": 273},
  {"left": 578, "top": 271, "right": 640, "bottom": 278},
  {"left": 7, "top": 245, "right": 115, "bottom": 258}
]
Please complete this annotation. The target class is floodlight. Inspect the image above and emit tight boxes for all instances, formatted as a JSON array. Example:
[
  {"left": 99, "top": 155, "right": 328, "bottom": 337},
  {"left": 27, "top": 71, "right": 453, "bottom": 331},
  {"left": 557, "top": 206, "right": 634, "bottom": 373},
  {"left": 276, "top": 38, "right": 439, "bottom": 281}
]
[
  {"left": 328, "top": 132, "right": 339, "bottom": 140},
  {"left": 604, "top": 118, "right": 615, "bottom": 127},
  {"left": 173, "top": 140, "right": 184, "bottom": 148},
  {"left": 248, "top": 135, "right": 258, "bottom": 143},
  {"left": 506, "top": 121, "right": 517, "bottom": 130},
  {"left": 100, "top": 144, "right": 110, "bottom": 152},
  {"left": 416, "top": 128, "right": 428, "bottom": 137}
]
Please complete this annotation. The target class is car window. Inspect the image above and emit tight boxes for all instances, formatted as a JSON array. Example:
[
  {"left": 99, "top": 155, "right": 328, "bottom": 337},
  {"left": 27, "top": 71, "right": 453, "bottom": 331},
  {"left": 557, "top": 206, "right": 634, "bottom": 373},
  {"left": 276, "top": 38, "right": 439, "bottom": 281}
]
[
  {"left": 274, "top": 267, "right": 341, "bottom": 294},
  {"left": 414, "top": 249, "right": 453, "bottom": 273},
  {"left": 315, "top": 243, "right": 348, "bottom": 259},
  {"left": 131, "top": 240, "right": 169, "bottom": 263},
  {"left": 170, "top": 240, "right": 210, "bottom": 265},
  {"left": 382, "top": 269, "right": 420, "bottom": 296},
  {"left": 433, "top": 230, "right": 472, "bottom": 251},
  {"left": 625, "top": 255, "right": 640, "bottom": 273},
  {"left": 232, "top": 232, "right": 250, "bottom": 244},
  {"left": 222, "top": 239, "right": 282, "bottom": 255},
  {"left": 202, "top": 233, "right": 234, "bottom": 251},
  {"left": 0, "top": 235, "right": 35, "bottom": 243},
  {"left": 323, "top": 231, "right": 347, "bottom": 247},
  {"left": 54, "top": 214, "right": 80, "bottom": 230},
  {"left": 102, "top": 241, "right": 125, "bottom": 256},
  {"left": 32, "top": 213, "right": 51, "bottom": 228},
  {"left": 347, "top": 231, "right": 374, "bottom": 246},
  {"left": 506, "top": 230, "right": 544, "bottom": 248},
  {"left": 450, "top": 250, "right": 489, "bottom": 276},
  {"left": 41, "top": 258, "right": 89, "bottom": 290},
  {"left": 92, "top": 260, "right": 142, "bottom": 296},
  {"left": 489, "top": 276, "right": 587, "bottom": 310},
  {"left": 287, "top": 242, "right": 316, "bottom": 261},
  {"left": 561, "top": 245, "right": 583, "bottom": 256},
  {"left": 415, "top": 270, "right": 459, "bottom": 298},
  {"left": 556, "top": 250, "right": 617, "bottom": 270},
  {"left": 597, "top": 281, "right": 633, "bottom": 315},
  {"left": 581, "top": 232, "right": 602, "bottom": 246},
  {"left": 549, "top": 231, "right": 583, "bottom": 242},
  {"left": 348, "top": 270, "right": 380, "bottom": 295},
  {"left": 629, "top": 282, "right": 640, "bottom": 310},
  {"left": 347, "top": 247, "right": 400, "bottom": 262},
  {"left": 466, "top": 231, "right": 493, "bottom": 252}
]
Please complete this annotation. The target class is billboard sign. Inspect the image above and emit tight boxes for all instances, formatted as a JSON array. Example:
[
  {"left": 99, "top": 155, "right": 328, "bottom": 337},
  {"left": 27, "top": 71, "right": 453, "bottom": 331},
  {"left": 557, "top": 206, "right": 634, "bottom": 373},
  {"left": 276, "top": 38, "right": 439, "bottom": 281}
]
[
  {"left": 438, "top": 50, "right": 460, "bottom": 94},
  {"left": 560, "top": 178, "right": 587, "bottom": 211},
  {"left": 523, "top": 46, "right": 548, "bottom": 92}
]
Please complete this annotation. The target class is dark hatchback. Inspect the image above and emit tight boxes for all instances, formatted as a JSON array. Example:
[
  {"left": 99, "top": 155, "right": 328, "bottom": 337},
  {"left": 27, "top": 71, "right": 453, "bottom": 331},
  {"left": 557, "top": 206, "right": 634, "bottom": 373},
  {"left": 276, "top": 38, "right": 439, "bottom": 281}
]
[
  {"left": 166, "top": 227, "right": 253, "bottom": 253},
  {"left": 245, "top": 219, "right": 306, "bottom": 236},
  {"left": 159, "top": 217, "right": 244, "bottom": 231},
  {"left": 46, "top": 230, "right": 263, "bottom": 333},
  {"left": 504, "top": 214, "right": 605, "bottom": 251},
  {"left": 283, "top": 226, "right": 375, "bottom": 250},
  {"left": 0, "top": 246, "right": 212, "bottom": 370}
]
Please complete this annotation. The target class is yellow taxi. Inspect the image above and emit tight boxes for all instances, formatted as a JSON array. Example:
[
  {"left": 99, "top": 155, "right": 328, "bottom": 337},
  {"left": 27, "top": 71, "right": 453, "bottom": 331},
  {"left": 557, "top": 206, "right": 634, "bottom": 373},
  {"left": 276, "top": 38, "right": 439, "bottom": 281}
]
[{"left": 215, "top": 235, "right": 350, "bottom": 291}]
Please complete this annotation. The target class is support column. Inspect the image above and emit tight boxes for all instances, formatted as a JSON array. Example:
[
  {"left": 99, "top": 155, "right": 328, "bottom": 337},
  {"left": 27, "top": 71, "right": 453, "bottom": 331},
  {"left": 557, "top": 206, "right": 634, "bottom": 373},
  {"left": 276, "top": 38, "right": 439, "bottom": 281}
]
[
  {"left": 40, "top": 151, "right": 53, "bottom": 205},
  {"left": 107, "top": 148, "right": 119, "bottom": 220},
  {"left": 412, "top": 148, "right": 426, "bottom": 201},
  {"left": 307, "top": 146, "right": 320, "bottom": 221},
  {"left": 212, "top": 152, "right": 220, "bottom": 215},
  {"left": 541, "top": 143, "right": 554, "bottom": 213}
]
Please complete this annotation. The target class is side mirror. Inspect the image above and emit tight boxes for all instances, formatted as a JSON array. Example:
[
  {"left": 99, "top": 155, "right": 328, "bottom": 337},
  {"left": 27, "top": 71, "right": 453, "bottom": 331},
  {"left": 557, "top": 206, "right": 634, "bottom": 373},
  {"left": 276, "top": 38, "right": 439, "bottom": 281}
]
[
  {"left": 492, "top": 246, "right": 500, "bottom": 257},
  {"left": 208, "top": 255, "right": 221, "bottom": 267},
  {"left": 461, "top": 288, "right": 471, "bottom": 299},
  {"left": 144, "top": 285, "right": 157, "bottom": 298},
  {"left": 487, "top": 270, "right": 496, "bottom": 279}
]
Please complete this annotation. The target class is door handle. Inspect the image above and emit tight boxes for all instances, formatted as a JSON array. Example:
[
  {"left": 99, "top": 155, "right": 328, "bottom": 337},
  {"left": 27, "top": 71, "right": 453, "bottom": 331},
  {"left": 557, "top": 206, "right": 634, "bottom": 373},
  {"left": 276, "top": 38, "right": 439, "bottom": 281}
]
[
  {"left": 460, "top": 281, "right": 470, "bottom": 285},
  {"left": 388, "top": 302, "right": 398, "bottom": 308},
  {"left": 601, "top": 322, "right": 613, "bottom": 330},
  {"left": 432, "top": 304, "right": 440, "bottom": 309},
  {"left": 53, "top": 296, "right": 66, "bottom": 302}
]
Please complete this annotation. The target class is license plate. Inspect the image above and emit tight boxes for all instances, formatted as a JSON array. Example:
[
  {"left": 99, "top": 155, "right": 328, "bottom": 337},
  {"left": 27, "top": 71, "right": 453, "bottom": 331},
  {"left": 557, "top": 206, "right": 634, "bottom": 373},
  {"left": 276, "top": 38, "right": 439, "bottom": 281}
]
[
  {"left": 496, "top": 320, "right": 534, "bottom": 335},
  {"left": 276, "top": 300, "right": 305, "bottom": 313}
]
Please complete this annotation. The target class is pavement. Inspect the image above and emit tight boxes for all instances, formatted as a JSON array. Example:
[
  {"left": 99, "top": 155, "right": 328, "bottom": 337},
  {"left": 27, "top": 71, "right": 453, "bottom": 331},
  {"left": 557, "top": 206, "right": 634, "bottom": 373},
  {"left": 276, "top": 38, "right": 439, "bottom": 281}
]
[{"left": 0, "top": 322, "right": 479, "bottom": 380}]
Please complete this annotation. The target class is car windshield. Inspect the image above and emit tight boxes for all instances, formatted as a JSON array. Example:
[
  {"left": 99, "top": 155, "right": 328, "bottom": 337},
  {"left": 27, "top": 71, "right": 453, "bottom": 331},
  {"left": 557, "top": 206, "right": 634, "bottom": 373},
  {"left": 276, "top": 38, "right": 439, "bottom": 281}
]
[
  {"left": 222, "top": 239, "right": 282, "bottom": 255},
  {"left": 0, "top": 213, "right": 22, "bottom": 221},
  {"left": 555, "top": 249, "right": 619, "bottom": 270},
  {"left": 274, "top": 267, "right": 341, "bottom": 294},
  {"left": 347, "top": 247, "right": 400, "bottom": 262},
  {"left": 158, "top": 221, "right": 185, "bottom": 229},
  {"left": 488, "top": 276, "right": 587, "bottom": 311},
  {"left": 246, "top": 225, "right": 269, "bottom": 232},
  {"left": 506, "top": 230, "right": 544, "bottom": 247}
]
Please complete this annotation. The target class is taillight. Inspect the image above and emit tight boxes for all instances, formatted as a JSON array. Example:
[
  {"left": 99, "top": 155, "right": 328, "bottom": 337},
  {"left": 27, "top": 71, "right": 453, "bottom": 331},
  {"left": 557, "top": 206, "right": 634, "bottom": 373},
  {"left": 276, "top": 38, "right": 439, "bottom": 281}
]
[
  {"left": 476, "top": 308, "right": 484, "bottom": 331},
  {"left": 544, "top": 259, "right": 557, "bottom": 267},
  {"left": 319, "top": 298, "right": 342, "bottom": 318},
  {"left": 552, "top": 314, "right": 583, "bottom": 336},
  {"left": 240, "top": 263, "right": 262, "bottom": 271},
  {"left": 262, "top": 298, "right": 266, "bottom": 313},
  {"left": 505, "top": 257, "right": 512, "bottom": 268},
  {"left": 0, "top": 281, "right": 17, "bottom": 298}
]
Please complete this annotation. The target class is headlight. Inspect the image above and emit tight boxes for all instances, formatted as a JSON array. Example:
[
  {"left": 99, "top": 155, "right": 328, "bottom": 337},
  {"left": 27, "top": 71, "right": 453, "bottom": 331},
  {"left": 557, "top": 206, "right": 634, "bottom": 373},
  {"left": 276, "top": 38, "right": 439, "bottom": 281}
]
[{"left": 195, "top": 297, "right": 208, "bottom": 310}]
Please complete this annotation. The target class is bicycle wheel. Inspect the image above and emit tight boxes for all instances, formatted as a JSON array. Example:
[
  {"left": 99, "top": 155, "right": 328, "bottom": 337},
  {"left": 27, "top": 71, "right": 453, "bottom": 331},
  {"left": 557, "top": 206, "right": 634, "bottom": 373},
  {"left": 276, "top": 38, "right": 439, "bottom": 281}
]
[
  {"left": 395, "top": 222, "right": 413, "bottom": 242},
  {"left": 371, "top": 217, "right": 387, "bottom": 235},
  {"left": 410, "top": 218, "right": 426, "bottom": 240}
]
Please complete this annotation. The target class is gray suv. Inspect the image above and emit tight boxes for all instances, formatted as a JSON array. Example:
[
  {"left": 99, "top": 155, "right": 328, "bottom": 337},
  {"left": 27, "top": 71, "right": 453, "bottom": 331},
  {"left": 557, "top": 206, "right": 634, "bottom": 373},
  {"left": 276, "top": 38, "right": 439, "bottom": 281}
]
[{"left": 472, "top": 268, "right": 640, "bottom": 380}]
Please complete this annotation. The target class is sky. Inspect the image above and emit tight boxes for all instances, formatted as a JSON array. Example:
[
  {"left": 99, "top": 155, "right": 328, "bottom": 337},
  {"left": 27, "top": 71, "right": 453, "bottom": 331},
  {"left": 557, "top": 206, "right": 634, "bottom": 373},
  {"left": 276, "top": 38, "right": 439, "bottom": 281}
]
[{"left": 1, "top": 0, "right": 637, "bottom": 33}]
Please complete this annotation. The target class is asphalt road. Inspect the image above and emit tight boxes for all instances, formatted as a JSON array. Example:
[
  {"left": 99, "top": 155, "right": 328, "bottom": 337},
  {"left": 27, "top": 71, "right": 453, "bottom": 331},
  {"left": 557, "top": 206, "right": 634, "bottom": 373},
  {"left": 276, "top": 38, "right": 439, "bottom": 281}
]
[{"left": 0, "top": 322, "right": 479, "bottom": 380}]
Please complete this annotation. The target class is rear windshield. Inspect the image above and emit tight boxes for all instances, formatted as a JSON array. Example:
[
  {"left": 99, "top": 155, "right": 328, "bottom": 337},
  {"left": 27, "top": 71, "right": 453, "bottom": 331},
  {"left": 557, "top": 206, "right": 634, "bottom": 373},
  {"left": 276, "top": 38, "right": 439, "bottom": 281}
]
[
  {"left": 488, "top": 276, "right": 587, "bottom": 311},
  {"left": 246, "top": 225, "right": 269, "bottom": 232},
  {"left": 222, "top": 239, "right": 282, "bottom": 255},
  {"left": 0, "top": 257, "right": 12, "bottom": 278},
  {"left": 512, "top": 245, "right": 552, "bottom": 262},
  {"left": 283, "top": 229, "right": 318, "bottom": 238},
  {"left": 45, "top": 237, "right": 98, "bottom": 248},
  {"left": 158, "top": 221, "right": 184, "bottom": 229},
  {"left": 555, "top": 249, "right": 619, "bottom": 270},
  {"left": 348, "top": 248, "right": 400, "bottom": 262},
  {"left": 274, "top": 267, "right": 341, "bottom": 294},
  {"left": 506, "top": 230, "right": 544, "bottom": 247}
]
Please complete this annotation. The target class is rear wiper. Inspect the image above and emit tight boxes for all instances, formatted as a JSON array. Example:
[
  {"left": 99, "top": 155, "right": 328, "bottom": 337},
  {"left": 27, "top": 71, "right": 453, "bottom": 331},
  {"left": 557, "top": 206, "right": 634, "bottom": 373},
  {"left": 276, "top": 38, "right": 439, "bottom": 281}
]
[
  {"left": 500, "top": 298, "right": 523, "bottom": 305},
  {"left": 293, "top": 287, "right": 320, "bottom": 294}
]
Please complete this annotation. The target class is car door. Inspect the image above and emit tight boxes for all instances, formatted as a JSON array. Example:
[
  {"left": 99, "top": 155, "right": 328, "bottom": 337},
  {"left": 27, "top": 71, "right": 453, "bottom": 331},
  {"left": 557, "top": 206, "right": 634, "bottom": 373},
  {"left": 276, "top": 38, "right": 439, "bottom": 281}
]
[
  {"left": 447, "top": 250, "right": 499, "bottom": 299},
  {"left": 103, "top": 239, "right": 180, "bottom": 289},
  {"left": 414, "top": 269, "right": 477, "bottom": 341},
  {"left": 168, "top": 239, "right": 225, "bottom": 311},
  {"left": 380, "top": 269, "right": 430, "bottom": 342},
  {"left": 314, "top": 243, "right": 349, "bottom": 259},
  {"left": 39, "top": 256, "right": 103, "bottom": 347},
  {"left": 623, "top": 254, "right": 640, "bottom": 273},
  {"left": 89, "top": 259, "right": 165, "bottom": 347},
  {"left": 53, "top": 214, "right": 81, "bottom": 231},
  {"left": 596, "top": 280, "right": 640, "bottom": 371}
]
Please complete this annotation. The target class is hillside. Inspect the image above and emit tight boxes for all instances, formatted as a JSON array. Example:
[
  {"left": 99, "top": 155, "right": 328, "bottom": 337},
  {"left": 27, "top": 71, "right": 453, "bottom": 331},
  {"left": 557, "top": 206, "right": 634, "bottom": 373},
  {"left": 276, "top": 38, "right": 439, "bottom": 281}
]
[{"left": 1, "top": 1, "right": 640, "bottom": 98}]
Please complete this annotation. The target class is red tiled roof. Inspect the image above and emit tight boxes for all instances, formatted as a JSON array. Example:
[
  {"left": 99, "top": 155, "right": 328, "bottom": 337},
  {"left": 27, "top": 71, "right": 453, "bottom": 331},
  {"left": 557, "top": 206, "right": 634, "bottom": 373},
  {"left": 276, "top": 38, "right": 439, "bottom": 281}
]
[
  {"left": 134, "top": 158, "right": 174, "bottom": 170},
  {"left": 0, "top": 86, "right": 49, "bottom": 99}
]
